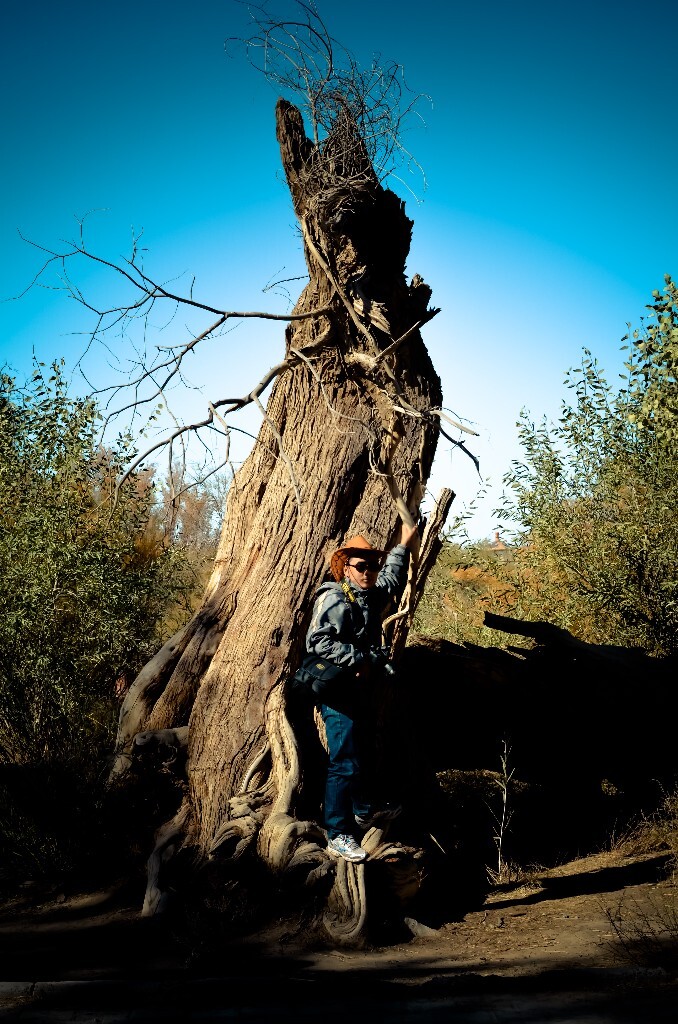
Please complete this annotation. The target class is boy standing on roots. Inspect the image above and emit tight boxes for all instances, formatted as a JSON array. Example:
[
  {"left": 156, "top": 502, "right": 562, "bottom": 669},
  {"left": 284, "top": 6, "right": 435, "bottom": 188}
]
[{"left": 306, "top": 522, "right": 418, "bottom": 863}]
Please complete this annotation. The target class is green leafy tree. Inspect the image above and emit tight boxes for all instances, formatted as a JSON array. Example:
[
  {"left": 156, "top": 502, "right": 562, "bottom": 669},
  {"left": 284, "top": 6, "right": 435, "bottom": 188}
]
[
  {"left": 0, "top": 363, "right": 188, "bottom": 764},
  {"left": 155, "top": 463, "right": 229, "bottom": 633},
  {"left": 628, "top": 274, "right": 678, "bottom": 443},
  {"left": 413, "top": 536, "right": 524, "bottom": 648},
  {"left": 495, "top": 277, "right": 678, "bottom": 654}
]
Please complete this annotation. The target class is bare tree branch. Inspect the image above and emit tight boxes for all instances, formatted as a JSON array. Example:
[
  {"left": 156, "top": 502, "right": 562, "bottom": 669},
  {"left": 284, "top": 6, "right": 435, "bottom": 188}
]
[
  {"left": 14, "top": 1, "right": 476, "bottom": 535},
  {"left": 232, "top": 0, "right": 429, "bottom": 191},
  {"left": 431, "top": 408, "right": 479, "bottom": 437}
]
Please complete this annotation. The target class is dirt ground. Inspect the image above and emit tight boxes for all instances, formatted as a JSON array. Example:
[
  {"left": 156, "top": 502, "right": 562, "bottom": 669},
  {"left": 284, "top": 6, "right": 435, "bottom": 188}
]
[{"left": 0, "top": 848, "right": 676, "bottom": 1022}]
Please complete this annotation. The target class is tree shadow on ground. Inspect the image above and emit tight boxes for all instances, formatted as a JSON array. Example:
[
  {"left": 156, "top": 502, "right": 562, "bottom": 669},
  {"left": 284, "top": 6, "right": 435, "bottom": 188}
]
[
  {"left": 2, "top": 851, "right": 678, "bottom": 1023},
  {"left": 489, "top": 853, "right": 673, "bottom": 910}
]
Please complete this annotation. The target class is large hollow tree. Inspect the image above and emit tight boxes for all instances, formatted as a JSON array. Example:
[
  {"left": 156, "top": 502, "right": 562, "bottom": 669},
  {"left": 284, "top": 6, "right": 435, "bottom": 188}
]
[{"left": 45, "top": 8, "right": 470, "bottom": 942}]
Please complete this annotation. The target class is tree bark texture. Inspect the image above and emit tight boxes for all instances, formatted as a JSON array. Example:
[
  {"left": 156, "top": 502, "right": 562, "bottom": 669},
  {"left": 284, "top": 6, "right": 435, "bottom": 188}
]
[{"left": 113, "top": 99, "right": 444, "bottom": 938}]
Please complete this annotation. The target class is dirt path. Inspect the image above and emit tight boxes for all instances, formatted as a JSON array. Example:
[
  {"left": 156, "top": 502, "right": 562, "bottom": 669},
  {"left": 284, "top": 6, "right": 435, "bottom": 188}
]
[{"left": 1, "top": 849, "right": 676, "bottom": 1022}]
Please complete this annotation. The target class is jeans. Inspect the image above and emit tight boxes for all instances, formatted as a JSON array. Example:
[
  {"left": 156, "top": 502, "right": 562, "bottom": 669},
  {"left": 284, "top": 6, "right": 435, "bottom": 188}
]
[{"left": 320, "top": 702, "right": 371, "bottom": 839}]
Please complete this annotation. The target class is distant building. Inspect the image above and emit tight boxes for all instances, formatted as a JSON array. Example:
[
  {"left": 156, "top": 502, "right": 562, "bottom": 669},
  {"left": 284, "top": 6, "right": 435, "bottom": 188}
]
[{"left": 488, "top": 530, "right": 512, "bottom": 561}]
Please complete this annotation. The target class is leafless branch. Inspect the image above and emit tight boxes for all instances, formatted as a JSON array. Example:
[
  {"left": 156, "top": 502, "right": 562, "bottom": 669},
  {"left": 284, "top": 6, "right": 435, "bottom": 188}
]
[
  {"left": 431, "top": 408, "right": 479, "bottom": 437},
  {"left": 231, "top": 0, "right": 428, "bottom": 193},
  {"left": 17, "top": 221, "right": 348, "bottom": 494},
  {"left": 439, "top": 428, "right": 481, "bottom": 475},
  {"left": 167, "top": 459, "right": 231, "bottom": 506},
  {"left": 13, "top": 3, "right": 474, "bottom": 525}
]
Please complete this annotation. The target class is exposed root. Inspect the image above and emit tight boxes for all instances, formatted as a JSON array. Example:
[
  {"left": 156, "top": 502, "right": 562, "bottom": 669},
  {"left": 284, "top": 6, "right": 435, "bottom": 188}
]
[
  {"left": 289, "top": 841, "right": 333, "bottom": 875},
  {"left": 209, "top": 782, "right": 274, "bottom": 860},
  {"left": 368, "top": 838, "right": 425, "bottom": 907},
  {"left": 228, "top": 786, "right": 272, "bottom": 820},
  {"left": 142, "top": 799, "right": 190, "bottom": 917},
  {"left": 257, "top": 682, "right": 327, "bottom": 871},
  {"left": 133, "top": 726, "right": 189, "bottom": 771},
  {"left": 209, "top": 814, "right": 261, "bottom": 861},
  {"left": 239, "top": 740, "right": 271, "bottom": 793},
  {"left": 137, "top": 680, "right": 429, "bottom": 942},
  {"left": 259, "top": 811, "right": 326, "bottom": 870},
  {"left": 361, "top": 826, "right": 388, "bottom": 855},
  {"left": 245, "top": 683, "right": 427, "bottom": 941},
  {"left": 110, "top": 623, "right": 192, "bottom": 780},
  {"left": 111, "top": 591, "right": 233, "bottom": 782},
  {"left": 137, "top": 673, "right": 429, "bottom": 937},
  {"left": 266, "top": 682, "right": 301, "bottom": 816},
  {"left": 323, "top": 858, "right": 367, "bottom": 944}
]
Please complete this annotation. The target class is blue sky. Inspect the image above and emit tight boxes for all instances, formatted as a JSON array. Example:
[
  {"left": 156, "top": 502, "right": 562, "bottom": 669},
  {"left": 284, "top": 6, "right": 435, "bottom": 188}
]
[{"left": 1, "top": 0, "right": 676, "bottom": 538}]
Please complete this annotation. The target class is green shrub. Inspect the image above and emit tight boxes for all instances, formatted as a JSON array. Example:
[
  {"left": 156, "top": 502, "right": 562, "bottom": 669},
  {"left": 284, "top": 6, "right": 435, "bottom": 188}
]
[
  {"left": 416, "top": 278, "right": 678, "bottom": 656},
  {"left": 495, "top": 276, "right": 678, "bottom": 654},
  {"left": 0, "top": 363, "right": 188, "bottom": 765}
]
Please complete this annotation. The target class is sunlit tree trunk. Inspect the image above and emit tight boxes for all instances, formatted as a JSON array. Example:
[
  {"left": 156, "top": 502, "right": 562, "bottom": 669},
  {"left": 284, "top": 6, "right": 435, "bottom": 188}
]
[{"left": 113, "top": 99, "right": 444, "bottom": 940}]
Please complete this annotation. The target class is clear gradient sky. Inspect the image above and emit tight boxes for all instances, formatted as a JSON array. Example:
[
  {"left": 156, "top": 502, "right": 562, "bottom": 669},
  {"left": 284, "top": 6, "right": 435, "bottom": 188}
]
[{"left": 1, "top": 0, "right": 676, "bottom": 538}]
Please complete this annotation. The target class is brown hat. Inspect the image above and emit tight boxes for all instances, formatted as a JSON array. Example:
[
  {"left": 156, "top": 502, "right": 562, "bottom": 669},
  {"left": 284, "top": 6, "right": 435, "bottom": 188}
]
[{"left": 330, "top": 535, "right": 385, "bottom": 582}]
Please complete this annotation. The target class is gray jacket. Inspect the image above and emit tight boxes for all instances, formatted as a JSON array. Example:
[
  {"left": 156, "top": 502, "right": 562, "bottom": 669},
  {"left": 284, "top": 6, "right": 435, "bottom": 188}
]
[{"left": 306, "top": 545, "right": 410, "bottom": 667}]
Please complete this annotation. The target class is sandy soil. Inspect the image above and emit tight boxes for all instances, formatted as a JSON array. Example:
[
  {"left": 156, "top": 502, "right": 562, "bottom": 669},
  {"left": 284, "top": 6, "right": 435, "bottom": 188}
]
[{"left": 0, "top": 848, "right": 676, "bottom": 1021}]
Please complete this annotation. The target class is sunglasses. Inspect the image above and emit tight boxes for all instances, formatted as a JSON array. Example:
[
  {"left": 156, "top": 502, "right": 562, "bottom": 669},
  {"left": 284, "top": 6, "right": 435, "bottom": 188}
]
[{"left": 347, "top": 559, "right": 382, "bottom": 573}]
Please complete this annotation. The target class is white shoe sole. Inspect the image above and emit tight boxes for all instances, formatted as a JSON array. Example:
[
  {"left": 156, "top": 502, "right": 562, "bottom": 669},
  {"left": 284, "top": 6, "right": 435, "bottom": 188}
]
[{"left": 327, "top": 846, "right": 366, "bottom": 863}]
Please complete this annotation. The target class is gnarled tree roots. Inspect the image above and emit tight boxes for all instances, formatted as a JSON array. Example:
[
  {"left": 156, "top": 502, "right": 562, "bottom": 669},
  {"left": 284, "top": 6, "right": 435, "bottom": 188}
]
[{"left": 139, "top": 683, "right": 427, "bottom": 944}]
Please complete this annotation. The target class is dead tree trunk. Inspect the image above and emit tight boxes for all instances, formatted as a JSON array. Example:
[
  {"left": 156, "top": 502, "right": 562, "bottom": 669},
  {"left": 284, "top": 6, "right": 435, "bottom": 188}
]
[{"left": 113, "top": 99, "right": 445, "bottom": 941}]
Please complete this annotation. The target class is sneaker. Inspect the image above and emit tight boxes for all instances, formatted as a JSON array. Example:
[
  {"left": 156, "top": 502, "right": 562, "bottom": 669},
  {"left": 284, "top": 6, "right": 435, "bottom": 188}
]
[
  {"left": 327, "top": 834, "right": 367, "bottom": 863},
  {"left": 355, "top": 803, "right": 402, "bottom": 829}
]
